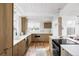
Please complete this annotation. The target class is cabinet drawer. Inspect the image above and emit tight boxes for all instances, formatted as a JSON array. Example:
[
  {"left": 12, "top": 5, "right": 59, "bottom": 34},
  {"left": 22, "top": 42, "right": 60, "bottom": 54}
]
[{"left": 32, "top": 34, "right": 50, "bottom": 42}]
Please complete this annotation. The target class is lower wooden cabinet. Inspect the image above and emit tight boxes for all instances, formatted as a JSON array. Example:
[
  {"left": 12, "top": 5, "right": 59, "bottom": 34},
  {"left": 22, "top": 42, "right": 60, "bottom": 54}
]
[
  {"left": 13, "top": 39, "right": 27, "bottom": 56},
  {"left": 27, "top": 35, "right": 31, "bottom": 46},
  {"left": 17, "top": 39, "right": 26, "bottom": 56},
  {"left": 31, "top": 34, "right": 51, "bottom": 42}
]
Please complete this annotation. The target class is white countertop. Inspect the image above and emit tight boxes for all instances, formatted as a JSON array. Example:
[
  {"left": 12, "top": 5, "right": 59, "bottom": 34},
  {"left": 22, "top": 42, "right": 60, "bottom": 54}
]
[
  {"left": 29, "top": 31, "right": 52, "bottom": 34},
  {"left": 61, "top": 45, "right": 79, "bottom": 56},
  {"left": 13, "top": 32, "right": 52, "bottom": 46},
  {"left": 13, "top": 33, "right": 32, "bottom": 45},
  {"left": 49, "top": 36, "right": 63, "bottom": 39}
]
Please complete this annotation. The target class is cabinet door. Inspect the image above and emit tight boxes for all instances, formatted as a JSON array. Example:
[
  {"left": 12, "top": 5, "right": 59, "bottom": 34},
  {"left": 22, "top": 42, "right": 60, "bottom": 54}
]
[
  {"left": 18, "top": 39, "right": 26, "bottom": 56},
  {"left": 31, "top": 34, "right": 50, "bottom": 42},
  {"left": 49, "top": 37, "right": 53, "bottom": 56},
  {"left": 4, "top": 3, "right": 13, "bottom": 49},
  {"left": 0, "top": 3, "right": 5, "bottom": 51},
  {"left": 28, "top": 35, "right": 31, "bottom": 46},
  {"left": 0, "top": 3, "right": 13, "bottom": 56},
  {"left": 13, "top": 39, "right": 27, "bottom": 56},
  {"left": 40, "top": 34, "right": 49, "bottom": 42}
]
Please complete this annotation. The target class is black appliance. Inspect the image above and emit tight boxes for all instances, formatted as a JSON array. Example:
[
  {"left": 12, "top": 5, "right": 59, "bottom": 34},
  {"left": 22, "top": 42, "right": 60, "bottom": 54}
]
[{"left": 52, "top": 39, "right": 78, "bottom": 56}]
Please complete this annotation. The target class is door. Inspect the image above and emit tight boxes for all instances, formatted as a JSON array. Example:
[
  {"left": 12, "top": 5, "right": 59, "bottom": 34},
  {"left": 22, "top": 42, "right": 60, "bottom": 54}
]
[
  {"left": 0, "top": 3, "right": 6, "bottom": 52},
  {"left": 0, "top": 3, "right": 13, "bottom": 56}
]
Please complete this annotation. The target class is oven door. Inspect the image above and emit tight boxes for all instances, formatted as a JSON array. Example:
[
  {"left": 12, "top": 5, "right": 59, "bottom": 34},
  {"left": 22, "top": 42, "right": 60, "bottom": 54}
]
[{"left": 52, "top": 39, "right": 60, "bottom": 56}]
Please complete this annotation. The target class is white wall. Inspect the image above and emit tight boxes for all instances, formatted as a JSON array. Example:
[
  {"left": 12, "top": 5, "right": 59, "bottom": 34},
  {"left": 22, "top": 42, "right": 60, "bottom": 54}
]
[
  {"left": 52, "top": 18, "right": 58, "bottom": 36},
  {"left": 13, "top": 5, "right": 23, "bottom": 40},
  {"left": 52, "top": 13, "right": 60, "bottom": 36},
  {"left": 59, "top": 3, "right": 79, "bottom": 36},
  {"left": 62, "top": 16, "right": 76, "bottom": 36},
  {"left": 60, "top": 3, "right": 79, "bottom": 16},
  {"left": 27, "top": 16, "right": 53, "bottom": 32}
]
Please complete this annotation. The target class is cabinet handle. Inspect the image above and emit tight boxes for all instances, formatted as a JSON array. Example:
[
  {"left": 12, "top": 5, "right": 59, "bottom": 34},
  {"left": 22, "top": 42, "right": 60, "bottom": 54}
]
[{"left": 35, "top": 36, "right": 40, "bottom": 37}]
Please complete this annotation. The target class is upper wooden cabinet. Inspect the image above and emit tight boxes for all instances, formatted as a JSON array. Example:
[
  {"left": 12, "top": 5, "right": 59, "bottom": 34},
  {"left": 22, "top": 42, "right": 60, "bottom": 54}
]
[
  {"left": 0, "top": 3, "right": 13, "bottom": 56},
  {"left": 21, "top": 17, "right": 28, "bottom": 34},
  {"left": 44, "top": 22, "right": 52, "bottom": 28}
]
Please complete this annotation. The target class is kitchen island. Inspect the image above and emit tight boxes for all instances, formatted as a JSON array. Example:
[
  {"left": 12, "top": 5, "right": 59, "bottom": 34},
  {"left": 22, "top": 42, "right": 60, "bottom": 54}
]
[{"left": 61, "top": 44, "right": 79, "bottom": 56}]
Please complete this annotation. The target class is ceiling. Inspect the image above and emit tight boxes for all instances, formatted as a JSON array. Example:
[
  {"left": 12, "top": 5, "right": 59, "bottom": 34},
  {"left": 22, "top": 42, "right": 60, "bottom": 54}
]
[
  {"left": 60, "top": 3, "right": 79, "bottom": 16},
  {"left": 15, "top": 3, "right": 67, "bottom": 16}
]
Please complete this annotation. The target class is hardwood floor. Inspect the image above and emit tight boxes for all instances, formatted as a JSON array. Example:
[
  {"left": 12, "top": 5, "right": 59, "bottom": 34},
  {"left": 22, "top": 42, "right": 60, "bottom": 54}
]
[{"left": 25, "top": 41, "right": 50, "bottom": 56}]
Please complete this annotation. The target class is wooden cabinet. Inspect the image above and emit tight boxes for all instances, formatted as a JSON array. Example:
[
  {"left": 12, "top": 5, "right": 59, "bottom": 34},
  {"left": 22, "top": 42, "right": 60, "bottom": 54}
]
[
  {"left": 27, "top": 35, "right": 32, "bottom": 46},
  {"left": 44, "top": 22, "right": 52, "bottom": 28},
  {"left": 31, "top": 34, "right": 51, "bottom": 42},
  {"left": 17, "top": 39, "right": 26, "bottom": 56},
  {"left": 49, "top": 37, "right": 53, "bottom": 56},
  {"left": 13, "top": 39, "right": 27, "bottom": 56},
  {"left": 21, "top": 17, "right": 28, "bottom": 34},
  {"left": 0, "top": 3, "right": 13, "bottom": 56}
]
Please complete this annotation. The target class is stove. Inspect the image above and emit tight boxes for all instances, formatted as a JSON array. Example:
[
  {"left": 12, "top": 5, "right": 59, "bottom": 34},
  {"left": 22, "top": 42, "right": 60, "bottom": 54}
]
[{"left": 52, "top": 39, "right": 78, "bottom": 56}]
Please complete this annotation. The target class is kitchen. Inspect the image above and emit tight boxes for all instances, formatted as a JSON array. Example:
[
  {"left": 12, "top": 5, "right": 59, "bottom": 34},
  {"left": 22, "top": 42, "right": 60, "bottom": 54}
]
[{"left": 0, "top": 3, "right": 79, "bottom": 56}]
